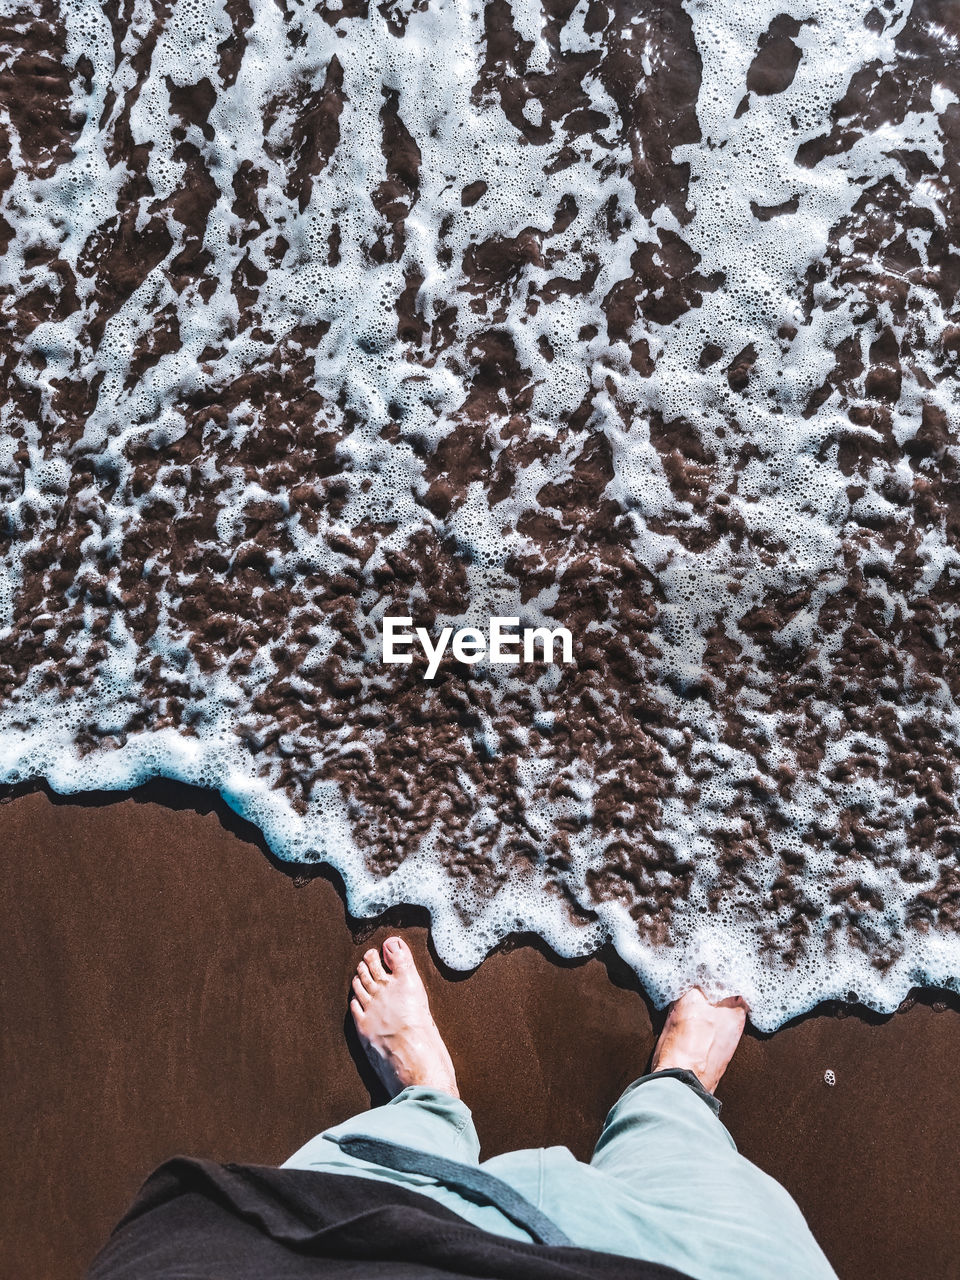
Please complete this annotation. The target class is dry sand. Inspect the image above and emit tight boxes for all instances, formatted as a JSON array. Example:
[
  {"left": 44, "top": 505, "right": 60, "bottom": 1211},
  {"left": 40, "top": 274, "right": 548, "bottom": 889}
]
[{"left": 2, "top": 781, "right": 958, "bottom": 1279}]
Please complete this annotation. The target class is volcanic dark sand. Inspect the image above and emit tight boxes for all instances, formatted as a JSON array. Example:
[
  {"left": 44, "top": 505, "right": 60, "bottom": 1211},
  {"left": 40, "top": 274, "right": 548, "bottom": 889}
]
[
  {"left": 2, "top": 0, "right": 960, "bottom": 1271},
  {"left": 2, "top": 0, "right": 960, "bottom": 1027},
  {"left": 1, "top": 783, "right": 959, "bottom": 1280}
]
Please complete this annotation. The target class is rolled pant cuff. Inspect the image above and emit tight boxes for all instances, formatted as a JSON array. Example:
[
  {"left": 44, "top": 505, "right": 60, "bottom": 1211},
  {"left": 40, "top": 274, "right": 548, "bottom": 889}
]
[{"left": 631, "top": 1067, "right": 722, "bottom": 1117}]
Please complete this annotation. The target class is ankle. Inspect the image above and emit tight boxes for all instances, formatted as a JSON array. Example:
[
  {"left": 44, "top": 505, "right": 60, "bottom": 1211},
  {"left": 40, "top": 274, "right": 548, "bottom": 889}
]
[
  {"left": 406, "top": 1065, "right": 460, "bottom": 1097},
  {"left": 651, "top": 1052, "right": 711, "bottom": 1090}
]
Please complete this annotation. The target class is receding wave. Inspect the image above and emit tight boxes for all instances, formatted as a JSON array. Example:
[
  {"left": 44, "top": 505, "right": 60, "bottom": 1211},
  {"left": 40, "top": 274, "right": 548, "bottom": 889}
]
[{"left": 1, "top": 0, "right": 958, "bottom": 1028}]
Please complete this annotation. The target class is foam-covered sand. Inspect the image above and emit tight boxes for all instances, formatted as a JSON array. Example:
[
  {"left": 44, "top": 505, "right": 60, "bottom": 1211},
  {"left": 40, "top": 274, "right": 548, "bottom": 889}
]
[{"left": 1, "top": 0, "right": 958, "bottom": 1028}]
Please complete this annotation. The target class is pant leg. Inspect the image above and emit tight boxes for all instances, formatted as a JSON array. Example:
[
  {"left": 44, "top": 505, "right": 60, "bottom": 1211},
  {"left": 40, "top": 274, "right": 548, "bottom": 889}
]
[
  {"left": 284, "top": 1084, "right": 480, "bottom": 1167},
  {"left": 581, "top": 1072, "right": 838, "bottom": 1280},
  {"left": 590, "top": 1068, "right": 736, "bottom": 1184},
  {"left": 282, "top": 1085, "right": 533, "bottom": 1245}
]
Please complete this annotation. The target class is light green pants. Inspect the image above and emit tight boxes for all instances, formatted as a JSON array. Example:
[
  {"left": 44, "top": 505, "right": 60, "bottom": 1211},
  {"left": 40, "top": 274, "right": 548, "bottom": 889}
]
[{"left": 283, "top": 1073, "right": 837, "bottom": 1280}]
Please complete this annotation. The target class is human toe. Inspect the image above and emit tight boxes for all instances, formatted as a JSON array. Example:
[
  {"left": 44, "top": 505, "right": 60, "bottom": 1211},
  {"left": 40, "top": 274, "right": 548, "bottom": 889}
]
[
  {"left": 383, "top": 936, "right": 412, "bottom": 972},
  {"left": 353, "top": 973, "right": 373, "bottom": 1006},
  {"left": 364, "top": 947, "right": 387, "bottom": 982},
  {"left": 356, "top": 960, "right": 378, "bottom": 994}
]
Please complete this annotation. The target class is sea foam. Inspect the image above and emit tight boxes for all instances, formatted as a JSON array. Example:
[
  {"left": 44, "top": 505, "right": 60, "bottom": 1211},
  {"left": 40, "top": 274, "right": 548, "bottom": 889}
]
[{"left": 1, "top": 0, "right": 958, "bottom": 1028}]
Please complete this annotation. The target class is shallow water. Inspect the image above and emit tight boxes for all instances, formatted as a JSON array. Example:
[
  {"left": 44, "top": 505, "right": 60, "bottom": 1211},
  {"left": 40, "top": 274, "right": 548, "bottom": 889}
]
[{"left": 1, "top": 0, "right": 958, "bottom": 1028}]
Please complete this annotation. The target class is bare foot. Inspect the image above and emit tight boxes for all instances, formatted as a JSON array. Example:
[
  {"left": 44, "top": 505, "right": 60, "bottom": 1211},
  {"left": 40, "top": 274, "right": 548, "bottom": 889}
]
[
  {"left": 650, "top": 987, "right": 748, "bottom": 1094},
  {"left": 350, "top": 936, "right": 460, "bottom": 1099}
]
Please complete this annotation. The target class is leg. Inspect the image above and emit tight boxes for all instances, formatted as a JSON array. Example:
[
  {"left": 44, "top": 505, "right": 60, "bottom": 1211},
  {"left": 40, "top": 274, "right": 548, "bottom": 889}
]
[
  {"left": 286, "top": 935, "right": 474, "bottom": 1168},
  {"left": 488, "top": 996, "right": 751, "bottom": 1264},
  {"left": 283, "top": 1083, "right": 479, "bottom": 1169},
  {"left": 592, "top": 987, "right": 748, "bottom": 1182},
  {"left": 284, "top": 939, "right": 533, "bottom": 1245},
  {"left": 578, "top": 992, "right": 837, "bottom": 1279},
  {"left": 591, "top": 1071, "right": 738, "bottom": 1184}
]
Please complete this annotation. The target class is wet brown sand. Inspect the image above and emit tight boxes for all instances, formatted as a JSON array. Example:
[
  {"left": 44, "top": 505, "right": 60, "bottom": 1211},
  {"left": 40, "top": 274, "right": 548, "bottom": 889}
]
[{"left": 2, "top": 782, "right": 958, "bottom": 1280}]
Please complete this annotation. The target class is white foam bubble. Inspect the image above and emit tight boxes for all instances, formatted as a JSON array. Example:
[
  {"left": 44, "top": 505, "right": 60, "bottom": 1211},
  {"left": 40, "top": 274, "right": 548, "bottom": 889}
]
[{"left": 1, "top": 0, "right": 958, "bottom": 1029}]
